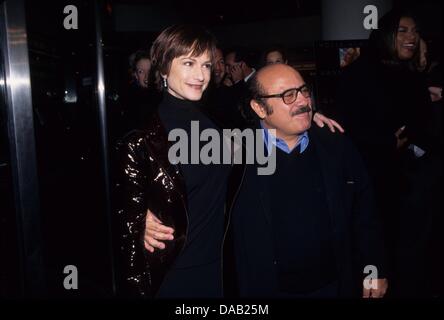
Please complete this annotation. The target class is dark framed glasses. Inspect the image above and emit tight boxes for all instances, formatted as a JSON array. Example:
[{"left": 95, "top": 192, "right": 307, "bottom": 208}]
[{"left": 257, "top": 84, "right": 311, "bottom": 105}]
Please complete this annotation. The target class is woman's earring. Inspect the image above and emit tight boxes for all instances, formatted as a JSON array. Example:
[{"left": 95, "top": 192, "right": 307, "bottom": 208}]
[{"left": 162, "top": 78, "right": 168, "bottom": 88}]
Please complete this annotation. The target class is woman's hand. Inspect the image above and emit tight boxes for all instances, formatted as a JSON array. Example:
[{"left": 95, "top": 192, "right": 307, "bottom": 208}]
[
  {"left": 429, "top": 86, "right": 442, "bottom": 102},
  {"left": 144, "top": 209, "right": 175, "bottom": 253},
  {"left": 313, "top": 112, "right": 345, "bottom": 133},
  {"left": 395, "top": 126, "right": 408, "bottom": 149}
]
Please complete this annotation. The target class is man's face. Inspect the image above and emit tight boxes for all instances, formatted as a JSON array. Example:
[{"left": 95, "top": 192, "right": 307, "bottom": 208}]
[
  {"left": 213, "top": 48, "right": 226, "bottom": 85},
  {"left": 134, "top": 58, "right": 151, "bottom": 88},
  {"left": 225, "top": 52, "right": 240, "bottom": 78},
  {"left": 396, "top": 17, "right": 419, "bottom": 60},
  {"left": 165, "top": 50, "right": 212, "bottom": 101},
  {"left": 254, "top": 65, "right": 312, "bottom": 140}
]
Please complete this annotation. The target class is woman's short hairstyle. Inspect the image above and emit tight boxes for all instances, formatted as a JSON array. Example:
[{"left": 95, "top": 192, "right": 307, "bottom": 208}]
[{"left": 150, "top": 24, "right": 217, "bottom": 89}]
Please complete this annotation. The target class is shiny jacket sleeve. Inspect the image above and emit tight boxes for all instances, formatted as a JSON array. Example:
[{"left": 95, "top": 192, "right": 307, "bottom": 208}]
[{"left": 115, "top": 132, "right": 152, "bottom": 297}]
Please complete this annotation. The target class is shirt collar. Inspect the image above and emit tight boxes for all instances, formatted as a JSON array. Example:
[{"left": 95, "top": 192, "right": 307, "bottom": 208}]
[
  {"left": 244, "top": 68, "right": 256, "bottom": 82},
  {"left": 260, "top": 121, "right": 309, "bottom": 154}
]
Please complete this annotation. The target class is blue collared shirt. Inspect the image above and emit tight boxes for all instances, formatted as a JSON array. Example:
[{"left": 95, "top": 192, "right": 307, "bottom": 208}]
[{"left": 261, "top": 121, "right": 309, "bottom": 154}]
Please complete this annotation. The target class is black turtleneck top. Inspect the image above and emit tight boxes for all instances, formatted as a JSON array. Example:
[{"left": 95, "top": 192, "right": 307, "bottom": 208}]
[{"left": 158, "top": 92, "right": 231, "bottom": 271}]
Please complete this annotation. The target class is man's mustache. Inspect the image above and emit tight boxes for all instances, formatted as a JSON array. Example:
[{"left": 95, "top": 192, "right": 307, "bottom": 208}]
[{"left": 290, "top": 105, "right": 312, "bottom": 116}]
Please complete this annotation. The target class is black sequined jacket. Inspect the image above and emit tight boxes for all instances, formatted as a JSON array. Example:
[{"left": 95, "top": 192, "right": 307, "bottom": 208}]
[{"left": 115, "top": 110, "right": 245, "bottom": 297}]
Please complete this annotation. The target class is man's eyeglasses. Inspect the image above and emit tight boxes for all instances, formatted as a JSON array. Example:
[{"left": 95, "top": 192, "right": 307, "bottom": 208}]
[{"left": 257, "top": 84, "right": 311, "bottom": 105}]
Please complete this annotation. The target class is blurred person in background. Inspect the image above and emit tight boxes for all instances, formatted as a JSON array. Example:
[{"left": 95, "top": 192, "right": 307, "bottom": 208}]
[{"left": 335, "top": 9, "right": 441, "bottom": 298}]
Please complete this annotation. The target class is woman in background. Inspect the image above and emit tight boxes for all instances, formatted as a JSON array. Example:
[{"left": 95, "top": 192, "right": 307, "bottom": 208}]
[
  {"left": 336, "top": 10, "right": 440, "bottom": 297},
  {"left": 261, "top": 46, "right": 288, "bottom": 66}
]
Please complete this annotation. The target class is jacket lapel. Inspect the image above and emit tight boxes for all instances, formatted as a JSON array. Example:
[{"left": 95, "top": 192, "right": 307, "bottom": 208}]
[
  {"left": 310, "top": 130, "right": 344, "bottom": 227},
  {"left": 310, "top": 129, "right": 347, "bottom": 275}
]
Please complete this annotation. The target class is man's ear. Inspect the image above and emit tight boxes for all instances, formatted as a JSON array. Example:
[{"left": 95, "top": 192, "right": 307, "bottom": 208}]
[{"left": 250, "top": 99, "right": 266, "bottom": 119}]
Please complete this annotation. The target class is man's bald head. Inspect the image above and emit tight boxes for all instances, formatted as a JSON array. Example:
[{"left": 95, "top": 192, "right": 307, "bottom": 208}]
[
  {"left": 256, "top": 64, "right": 303, "bottom": 89},
  {"left": 248, "top": 63, "right": 313, "bottom": 143},
  {"left": 249, "top": 64, "right": 306, "bottom": 116}
]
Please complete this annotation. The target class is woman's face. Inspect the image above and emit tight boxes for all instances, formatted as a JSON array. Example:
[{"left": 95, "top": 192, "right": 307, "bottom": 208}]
[
  {"left": 164, "top": 50, "right": 212, "bottom": 101},
  {"left": 395, "top": 17, "right": 419, "bottom": 60},
  {"left": 266, "top": 51, "right": 286, "bottom": 65}
]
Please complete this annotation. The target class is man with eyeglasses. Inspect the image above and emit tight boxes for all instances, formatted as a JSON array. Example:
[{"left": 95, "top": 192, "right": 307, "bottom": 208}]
[{"left": 230, "top": 63, "right": 388, "bottom": 298}]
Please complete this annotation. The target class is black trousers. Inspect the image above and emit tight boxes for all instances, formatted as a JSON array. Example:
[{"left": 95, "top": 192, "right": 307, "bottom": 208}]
[{"left": 156, "top": 259, "right": 222, "bottom": 298}]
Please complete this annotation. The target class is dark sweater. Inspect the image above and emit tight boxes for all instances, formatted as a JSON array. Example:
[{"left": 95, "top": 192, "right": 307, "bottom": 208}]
[
  {"left": 268, "top": 141, "right": 338, "bottom": 294},
  {"left": 157, "top": 92, "right": 230, "bottom": 297}
]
